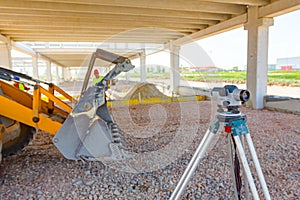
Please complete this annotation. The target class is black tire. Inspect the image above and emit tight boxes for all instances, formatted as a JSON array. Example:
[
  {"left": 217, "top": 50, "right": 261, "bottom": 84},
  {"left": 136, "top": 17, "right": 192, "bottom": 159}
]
[{"left": 2, "top": 122, "right": 35, "bottom": 157}]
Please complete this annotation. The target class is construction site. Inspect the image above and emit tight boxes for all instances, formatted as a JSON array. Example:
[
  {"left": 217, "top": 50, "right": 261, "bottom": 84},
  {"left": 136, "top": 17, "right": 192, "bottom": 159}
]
[{"left": 0, "top": 1, "right": 299, "bottom": 200}]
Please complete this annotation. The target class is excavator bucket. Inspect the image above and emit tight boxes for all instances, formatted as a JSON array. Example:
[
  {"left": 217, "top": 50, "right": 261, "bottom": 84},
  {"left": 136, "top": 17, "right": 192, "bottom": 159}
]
[{"left": 53, "top": 49, "right": 134, "bottom": 161}]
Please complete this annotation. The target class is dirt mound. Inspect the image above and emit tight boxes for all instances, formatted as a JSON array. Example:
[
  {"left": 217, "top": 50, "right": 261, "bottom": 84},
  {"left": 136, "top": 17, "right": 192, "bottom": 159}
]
[{"left": 122, "top": 83, "right": 167, "bottom": 100}]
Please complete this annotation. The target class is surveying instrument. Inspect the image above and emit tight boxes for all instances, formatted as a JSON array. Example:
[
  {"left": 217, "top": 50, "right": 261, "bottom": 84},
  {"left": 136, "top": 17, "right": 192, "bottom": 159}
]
[{"left": 170, "top": 85, "right": 271, "bottom": 200}]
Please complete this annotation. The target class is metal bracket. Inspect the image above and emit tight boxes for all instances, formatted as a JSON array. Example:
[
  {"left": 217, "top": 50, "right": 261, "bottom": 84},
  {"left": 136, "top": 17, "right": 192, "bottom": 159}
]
[{"left": 226, "top": 119, "right": 249, "bottom": 136}]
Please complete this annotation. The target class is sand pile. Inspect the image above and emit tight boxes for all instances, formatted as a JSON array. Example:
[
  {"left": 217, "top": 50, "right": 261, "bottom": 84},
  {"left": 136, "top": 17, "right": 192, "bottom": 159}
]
[{"left": 122, "top": 83, "right": 168, "bottom": 100}]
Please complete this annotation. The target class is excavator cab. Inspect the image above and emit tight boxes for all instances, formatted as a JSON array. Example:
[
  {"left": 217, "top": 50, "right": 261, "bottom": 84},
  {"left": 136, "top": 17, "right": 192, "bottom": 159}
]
[{"left": 0, "top": 49, "right": 134, "bottom": 162}]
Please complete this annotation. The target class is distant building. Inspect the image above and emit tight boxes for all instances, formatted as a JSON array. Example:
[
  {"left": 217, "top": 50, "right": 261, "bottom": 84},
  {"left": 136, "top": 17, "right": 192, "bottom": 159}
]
[
  {"left": 268, "top": 64, "right": 276, "bottom": 71},
  {"left": 132, "top": 64, "right": 170, "bottom": 74},
  {"left": 188, "top": 66, "right": 220, "bottom": 72},
  {"left": 276, "top": 57, "right": 300, "bottom": 70}
]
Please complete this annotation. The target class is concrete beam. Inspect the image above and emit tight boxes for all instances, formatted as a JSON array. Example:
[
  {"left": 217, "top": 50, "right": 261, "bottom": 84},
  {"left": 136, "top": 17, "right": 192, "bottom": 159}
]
[
  {"left": 174, "top": 14, "right": 247, "bottom": 45},
  {"left": 173, "top": 0, "right": 299, "bottom": 46},
  {"left": 245, "top": 6, "right": 273, "bottom": 109},
  {"left": 0, "top": 20, "right": 207, "bottom": 30},
  {"left": 34, "top": 47, "right": 149, "bottom": 54},
  {"left": 11, "top": 37, "right": 172, "bottom": 43},
  {"left": 29, "top": 0, "right": 269, "bottom": 6},
  {"left": 259, "top": 0, "right": 300, "bottom": 18},
  {"left": 0, "top": 0, "right": 233, "bottom": 19},
  {"left": 0, "top": 34, "right": 10, "bottom": 44},
  {"left": 12, "top": 42, "right": 66, "bottom": 68},
  {"left": 12, "top": 41, "right": 35, "bottom": 56},
  {"left": 0, "top": 14, "right": 218, "bottom": 27},
  {"left": 3, "top": 0, "right": 246, "bottom": 14},
  {"left": 196, "top": 0, "right": 269, "bottom": 6},
  {"left": 39, "top": 54, "right": 66, "bottom": 68},
  {"left": 2, "top": 8, "right": 229, "bottom": 23}
]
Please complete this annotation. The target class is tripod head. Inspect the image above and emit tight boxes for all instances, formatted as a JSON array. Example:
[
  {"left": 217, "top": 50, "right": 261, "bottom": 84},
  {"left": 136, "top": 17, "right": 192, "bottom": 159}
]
[{"left": 211, "top": 85, "right": 250, "bottom": 114}]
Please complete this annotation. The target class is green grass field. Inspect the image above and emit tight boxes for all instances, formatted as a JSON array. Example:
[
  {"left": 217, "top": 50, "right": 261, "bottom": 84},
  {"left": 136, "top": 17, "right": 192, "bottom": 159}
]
[
  {"left": 180, "top": 70, "right": 300, "bottom": 86},
  {"left": 121, "top": 70, "right": 299, "bottom": 86}
]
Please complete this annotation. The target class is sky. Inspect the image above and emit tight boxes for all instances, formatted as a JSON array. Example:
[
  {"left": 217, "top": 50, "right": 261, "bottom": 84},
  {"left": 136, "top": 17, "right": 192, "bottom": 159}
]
[{"left": 144, "top": 10, "right": 300, "bottom": 70}]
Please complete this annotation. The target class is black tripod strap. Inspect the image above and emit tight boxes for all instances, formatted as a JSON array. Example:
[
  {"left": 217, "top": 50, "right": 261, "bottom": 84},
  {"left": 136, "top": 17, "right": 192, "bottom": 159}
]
[{"left": 231, "top": 134, "right": 242, "bottom": 200}]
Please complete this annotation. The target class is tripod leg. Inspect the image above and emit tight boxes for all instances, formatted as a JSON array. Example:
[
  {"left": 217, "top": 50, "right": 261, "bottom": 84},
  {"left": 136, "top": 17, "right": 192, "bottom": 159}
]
[
  {"left": 227, "top": 134, "right": 239, "bottom": 200},
  {"left": 241, "top": 135, "right": 251, "bottom": 200},
  {"left": 170, "top": 117, "right": 219, "bottom": 200},
  {"left": 233, "top": 136, "right": 260, "bottom": 200},
  {"left": 245, "top": 134, "right": 271, "bottom": 200}
]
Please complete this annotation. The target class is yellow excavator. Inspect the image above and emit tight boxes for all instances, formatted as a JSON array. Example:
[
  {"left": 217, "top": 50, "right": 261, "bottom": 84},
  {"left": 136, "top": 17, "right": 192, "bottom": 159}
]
[{"left": 0, "top": 49, "right": 134, "bottom": 162}]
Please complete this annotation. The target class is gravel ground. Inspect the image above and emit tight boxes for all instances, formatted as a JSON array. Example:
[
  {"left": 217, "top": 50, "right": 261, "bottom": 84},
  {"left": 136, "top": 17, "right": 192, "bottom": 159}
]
[{"left": 0, "top": 101, "right": 299, "bottom": 200}]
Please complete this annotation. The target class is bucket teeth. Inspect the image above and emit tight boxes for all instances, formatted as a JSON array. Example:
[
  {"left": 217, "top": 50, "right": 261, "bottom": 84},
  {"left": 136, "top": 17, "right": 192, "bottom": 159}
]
[
  {"left": 109, "top": 123, "right": 119, "bottom": 129},
  {"left": 107, "top": 122, "right": 122, "bottom": 143},
  {"left": 112, "top": 138, "right": 122, "bottom": 143},
  {"left": 112, "top": 128, "right": 119, "bottom": 132},
  {"left": 112, "top": 133, "right": 121, "bottom": 138}
]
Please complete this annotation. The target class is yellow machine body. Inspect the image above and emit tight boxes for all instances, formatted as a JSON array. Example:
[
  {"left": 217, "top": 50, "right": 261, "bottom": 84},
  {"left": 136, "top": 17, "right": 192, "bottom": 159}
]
[{"left": 0, "top": 80, "right": 74, "bottom": 135}]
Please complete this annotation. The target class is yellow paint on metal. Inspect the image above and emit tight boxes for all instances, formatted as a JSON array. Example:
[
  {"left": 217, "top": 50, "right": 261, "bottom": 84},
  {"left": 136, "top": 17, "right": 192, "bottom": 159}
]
[
  {"left": 107, "top": 95, "right": 206, "bottom": 107},
  {"left": 48, "top": 84, "right": 55, "bottom": 112},
  {"left": 0, "top": 95, "right": 61, "bottom": 135},
  {"left": 41, "top": 94, "right": 80, "bottom": 102},
  {"left": 54, "top": 85, "right": 77, "bottom": 104},
  {"left": 0, "top": 124, "right": 3, "bottom": 143},
  {"left": 39, "top": 86, "right": 72, "bottom": 113},
  {"left": 0, "top": 80, "right": 69, "bottom": 118},
  {"left": 32, "top": 86, "right": 41, "bottom": 119},
  {"left": 0, "top": 124, "right": 2, "bottom": 161}
]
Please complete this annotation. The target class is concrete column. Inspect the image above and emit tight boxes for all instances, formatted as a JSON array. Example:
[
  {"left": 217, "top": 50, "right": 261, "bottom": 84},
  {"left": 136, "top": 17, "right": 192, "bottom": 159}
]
[
  {"left": 62, "top": 67, "right": 66, "bottom": 81},
  {"left": 62, "top": 67, "right": 72, "bottom": 81},
  {"left": 65, "top": 67, "right": 69, "bottom": 81},
  {"left": 0, "top": 43, "right": 12, "bottom": 69},
  {"left": 46, "top": 60, "right": 52, "bottom": 82},
  {"left": 140, "top": 49, "right": 146, "bottom": 82},
  {"left": 68, "top": 67, "right": 72, "bottom": 81},
  {"left": 55, "top": 65, "right": 60, "bottom": 84},
  {"left": 245, "top": 6, "right": 273, "bottom": 109},
  {"left": 125, "top": 72, "right": 130, "bottom": 82},
  {"left": 170, "top": 41, "right": 180, "bottom": 94},
  {"left": 32, "top": 54, "right": 39, "bottom": 79}
]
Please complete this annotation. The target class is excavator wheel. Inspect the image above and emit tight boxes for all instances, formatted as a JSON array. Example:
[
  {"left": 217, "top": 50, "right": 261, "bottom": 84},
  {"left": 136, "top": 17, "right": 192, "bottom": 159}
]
[{"left": 2, "top": 121, "right": 35, "bottom": 157}]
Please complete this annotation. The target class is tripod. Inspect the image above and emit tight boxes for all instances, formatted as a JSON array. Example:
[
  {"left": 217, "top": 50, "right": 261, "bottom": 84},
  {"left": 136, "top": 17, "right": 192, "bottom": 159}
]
[{"left": 170, "top": 108, "right": 271, "bottom": 200}]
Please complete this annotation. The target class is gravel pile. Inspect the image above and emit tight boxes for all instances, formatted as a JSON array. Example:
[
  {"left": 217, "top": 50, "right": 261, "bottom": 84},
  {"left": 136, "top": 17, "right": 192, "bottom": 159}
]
[{"left": 0, "top": 101, "right": 299, "bottom": 199}]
